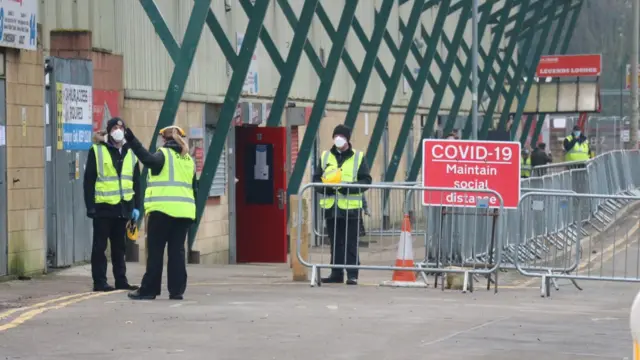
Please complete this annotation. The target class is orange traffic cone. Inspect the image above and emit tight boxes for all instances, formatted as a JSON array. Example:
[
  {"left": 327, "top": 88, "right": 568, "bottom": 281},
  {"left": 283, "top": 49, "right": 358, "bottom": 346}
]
[{"left": 391, "top": 214, "right": 417, "bottom": 282}]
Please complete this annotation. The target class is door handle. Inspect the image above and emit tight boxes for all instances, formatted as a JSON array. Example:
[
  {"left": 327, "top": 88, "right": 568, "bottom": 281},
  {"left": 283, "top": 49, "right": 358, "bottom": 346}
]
[{"left": 276, "top": 189, "right": 286, "bottom": 210}]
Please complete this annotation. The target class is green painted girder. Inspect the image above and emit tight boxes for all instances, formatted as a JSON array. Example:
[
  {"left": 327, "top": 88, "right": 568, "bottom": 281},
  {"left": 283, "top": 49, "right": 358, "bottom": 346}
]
[
  {"left": 476, "top": 0, "right": 532, "bottom": 140},
  {"left": 238, "top": 0, "right": 285, "bottom": 73},
  {"left": 362, "top": 0, "right": 427, "bottom": 169},
  {"left": 277, "top": 0, "right": 328, "bottom": 78},
  {"left": 497, "top": 1, "right": 549, "bottom": 132},
  {"left": 461, "top": 0, "right": 516, "bottom": 139},
  {"left": 342, "top": 0, "right": 396, "bottom": 129},
  {"left": 506, "top": 0, "right": 582, "bottom": 39},
  {"left": 382, "top": 0, "right": 454, "bottom": 183},
  {"left": 441, "top": 0, "right": 496, "bottom": 136},
  {"left": 264, "top": 0, "right": 319, "bottom": 127},
  {"left": 531, "top": 0, "right": 584, "bottom": 144},
  {"left": 406, "top": 2, "right": 473, "bottom": 182},
  {"left": 511, "top": 1, "right": 571, "bottom": 141},
  {"left": 139, "top": 0, "right": 212, "bottom": 156},
  {"left": 490, "top": 0, "right": 546, "bottom": 32},
  {"left": 287, "top": 0, "right": 359, "bottom": 195},
  {"left": 191, "top": 0, "right": 271, "bottom": 245}
]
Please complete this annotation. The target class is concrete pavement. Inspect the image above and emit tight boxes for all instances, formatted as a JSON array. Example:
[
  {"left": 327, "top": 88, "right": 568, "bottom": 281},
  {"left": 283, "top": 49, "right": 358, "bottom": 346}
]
[{"left": 0, "top": 262, "right": 637, "bottom": 360}]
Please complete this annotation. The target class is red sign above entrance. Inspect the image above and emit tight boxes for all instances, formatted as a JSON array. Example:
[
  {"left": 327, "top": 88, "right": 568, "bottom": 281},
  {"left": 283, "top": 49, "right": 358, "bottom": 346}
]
[
  {"left": 535, "top": 54, "right": 602, "bottom": 77},
  {"left": 421, "top": 140, "right": 521, "bottom": 209}
]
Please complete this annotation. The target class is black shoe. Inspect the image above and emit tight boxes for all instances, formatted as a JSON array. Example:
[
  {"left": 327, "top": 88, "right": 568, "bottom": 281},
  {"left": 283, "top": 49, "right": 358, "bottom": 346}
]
[
  {"left": 169, "top": 294, "right": 183, "bottom": 300},
  {"left": 93, "top": 284, "right": 116, "bottom": 292},
  {"left": 346, "top": 278, "right": 358, "bottom": 285},
  {"left": 127, "top": 289, "right": 156, "bottom": 300},
  {"left": 321, "top": 276, "right": 344, "bottom": 284},
  {"left": 116, "top": 284, "right": 140, "bottom": 291}
]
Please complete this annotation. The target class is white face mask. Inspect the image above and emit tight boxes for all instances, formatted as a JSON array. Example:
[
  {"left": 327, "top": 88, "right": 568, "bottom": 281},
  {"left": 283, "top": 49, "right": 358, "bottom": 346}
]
[
  {"left": 110, "top": 128, "right": 124, "bottom": 142},
  {"left": 334, "top": 136, "right": 347, "bottom": 149}
]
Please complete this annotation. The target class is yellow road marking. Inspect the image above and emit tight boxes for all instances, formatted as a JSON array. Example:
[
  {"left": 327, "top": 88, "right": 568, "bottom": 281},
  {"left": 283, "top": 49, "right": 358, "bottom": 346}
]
[
  {"left": 0, "top": 292, "right": 94, "bottom": 321},
  {"left": 0, "top": 291, "right": 124, "bottom": 332},
  {"left": 515, "top": 221, "right": 640, "bottom": 288}
]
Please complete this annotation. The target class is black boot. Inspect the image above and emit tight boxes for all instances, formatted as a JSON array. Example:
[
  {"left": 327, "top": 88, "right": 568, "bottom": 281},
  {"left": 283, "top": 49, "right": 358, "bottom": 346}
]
[
  {"left": 127, "top": 289, "right": 156, "bottom": 300},
  {"left": 321, "top": 271, "right": 344, "bottom": 284},
  {"left": 93, "top": 284, "right": 116, "bottom": 292}
]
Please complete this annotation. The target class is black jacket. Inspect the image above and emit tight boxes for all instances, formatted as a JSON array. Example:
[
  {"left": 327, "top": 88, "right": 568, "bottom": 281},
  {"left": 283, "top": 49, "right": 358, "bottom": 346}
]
[
  {"left": 126, "top": 135, "right": 198, "bottom": 221},
  {"left": 530, "top": 148, "right": 552, "bottom": 168},
  {"left": 312, "top": 144, "right": 372, "bottom": 218},
  {"left": 84, "top": 135, "right": 141, "bottom": 219}
]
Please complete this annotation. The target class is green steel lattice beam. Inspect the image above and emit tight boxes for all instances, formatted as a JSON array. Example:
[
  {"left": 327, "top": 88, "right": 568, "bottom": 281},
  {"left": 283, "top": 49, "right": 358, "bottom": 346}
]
[{"left": 530, "top": 0, "right": 584, "bottom": 145}]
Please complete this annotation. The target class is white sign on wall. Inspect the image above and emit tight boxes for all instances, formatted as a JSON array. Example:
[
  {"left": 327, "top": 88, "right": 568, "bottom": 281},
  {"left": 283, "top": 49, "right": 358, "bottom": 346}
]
[
  {"left": 56, "top": 82, "right": 93, "bottom": 150},
  {"left": 0, "top": 0, "right": 38, "bottom": 51},
  {"left": 236, "top": 32, "right": 259, "bottom": 95}
]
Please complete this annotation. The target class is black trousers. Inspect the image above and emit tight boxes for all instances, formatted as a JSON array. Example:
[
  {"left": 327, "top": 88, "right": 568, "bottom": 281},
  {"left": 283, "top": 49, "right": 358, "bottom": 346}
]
[
  {"left": 326, "top": 217, "right": 360, "bottom": 279},
  {"left": 139, "top": 212, "right": 191, "bottom": 296},
  {"left": 91, "top": 217, "right": 129, "bottom": 287}
]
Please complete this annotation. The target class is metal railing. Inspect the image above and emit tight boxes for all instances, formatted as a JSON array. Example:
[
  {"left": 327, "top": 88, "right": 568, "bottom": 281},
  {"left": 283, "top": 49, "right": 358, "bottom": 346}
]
[
  {"left": 299, "top": 150, "right": 640, "bottom": 295},
  {"left": 297, "top": 183, "right": 506, "bottom": 293}
]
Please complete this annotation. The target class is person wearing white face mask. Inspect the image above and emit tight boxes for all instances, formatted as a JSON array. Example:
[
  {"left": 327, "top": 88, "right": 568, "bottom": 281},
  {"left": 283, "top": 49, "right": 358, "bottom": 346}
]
[
  {"left": 83, "top": 117, "right": 141, "bottom": 292},
  {"left": 563, "top": 125, "right": 589, "bottom": 167},
  {"left": 312, "top": 124, "right": 372, "bottom": 285}
]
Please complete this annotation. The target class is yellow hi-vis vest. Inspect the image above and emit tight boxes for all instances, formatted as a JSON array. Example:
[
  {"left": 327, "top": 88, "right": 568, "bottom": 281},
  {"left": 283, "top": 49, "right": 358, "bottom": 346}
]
[
  {"left": 520, "top": 157, "right": 531, "bottom": 177},
  {"left": 145, "top": 148, "right": 196, "bottom": 220},
  {"left": 564, "top": 135, "right": 590, "bottom": 162},
  {"left": 319, "top": 150, "right": 364, "bottom": 210},
  {"left": 93, "top": 144, "right": 137, "bottom": 205}
]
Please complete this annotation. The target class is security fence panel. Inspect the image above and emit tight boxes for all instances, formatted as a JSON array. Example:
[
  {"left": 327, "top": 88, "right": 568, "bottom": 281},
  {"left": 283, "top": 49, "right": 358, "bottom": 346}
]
[
  {"left": 0, "top": 79, "right": 7, "bottom": 276},
  {"left": 45, "top": 57, "right": 93, "bottom": 268}
]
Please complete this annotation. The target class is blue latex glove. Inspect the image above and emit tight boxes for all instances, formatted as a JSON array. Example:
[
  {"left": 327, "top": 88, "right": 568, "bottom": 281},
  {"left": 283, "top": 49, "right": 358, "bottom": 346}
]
[{"left": 131, "top": 209, "right": 140, "bottom": 222}]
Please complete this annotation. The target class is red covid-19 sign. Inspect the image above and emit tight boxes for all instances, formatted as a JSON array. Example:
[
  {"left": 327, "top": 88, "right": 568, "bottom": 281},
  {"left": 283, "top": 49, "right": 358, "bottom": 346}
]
[
  {"left": 421, "top": 140, "right": 521, "bottom": 209},
  {"left": 535, "top": 54, "right": 602, "bottom": 78}
]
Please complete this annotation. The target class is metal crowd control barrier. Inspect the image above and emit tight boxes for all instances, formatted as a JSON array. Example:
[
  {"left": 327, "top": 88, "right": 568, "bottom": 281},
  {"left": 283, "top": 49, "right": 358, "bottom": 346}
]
[
  {"left": 517, "top": 192, "right": 640, "bottom": 298},
  {"left": 297, "top": 183, "right": 505, "bottom": 293},
  {"left": 311, "top": 182, "right": 423, "bottom": 240}
]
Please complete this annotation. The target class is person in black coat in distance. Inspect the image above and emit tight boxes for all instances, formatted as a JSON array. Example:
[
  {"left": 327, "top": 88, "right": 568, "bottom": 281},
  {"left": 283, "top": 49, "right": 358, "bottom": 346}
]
[{"left": 312, "top": 125, "right": 373, "bottom": 285}]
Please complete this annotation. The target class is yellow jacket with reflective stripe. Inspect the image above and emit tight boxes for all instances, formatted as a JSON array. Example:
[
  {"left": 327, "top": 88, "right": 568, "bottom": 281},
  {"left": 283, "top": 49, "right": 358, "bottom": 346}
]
[
  {"left": 520, "top": 156, "right": 531, "bottom": 177},
  {"left": 564, "top": 135, "right": 590, "bottom": 161},
  {"left": 93, "top": 144, "right": 137, "bottom": 205},
  {"left": 319, "top": 150, "right": 364, "bottom": 210},
  {"left": 145, "top": 148, "right": 196, "bottom": 220}
]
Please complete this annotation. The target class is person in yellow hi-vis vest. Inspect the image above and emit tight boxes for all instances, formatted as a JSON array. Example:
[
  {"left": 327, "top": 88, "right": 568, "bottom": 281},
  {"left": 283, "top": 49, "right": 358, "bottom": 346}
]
[
  {"left": 123, "top": 125, "right": 197, "bottom": 301},
  {"left": 564, "top": 125, "right": 590, "bottom": 166},
  {"left": 520, "top": 148, "right": 532, "bottom": 178},
  {"left": 83, "top": 117, "right": 141, "bottom": 293},
  {"left": 312, "top": 125, "right": 372, "bottom": 285}
]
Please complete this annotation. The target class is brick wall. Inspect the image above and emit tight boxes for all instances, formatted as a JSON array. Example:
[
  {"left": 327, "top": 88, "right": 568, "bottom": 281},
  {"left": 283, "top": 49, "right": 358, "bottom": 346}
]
[
  {"left": 121, "top": 99, "right": 230, "bottom": 264},
  {"left": 5, "top": 47, "right": 46, "bottom": 275}
]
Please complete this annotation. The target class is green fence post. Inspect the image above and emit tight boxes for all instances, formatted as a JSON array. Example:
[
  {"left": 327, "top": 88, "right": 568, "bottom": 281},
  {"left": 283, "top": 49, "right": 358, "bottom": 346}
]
[
  {"left": 477, "top": 0, "right": 531, "bottom": 140},
  {"left": 383, "top": 0, "right": 452, "bottom": 182},
  {"left": 531, "top": 0, "right": 584, "bottom": 143},
  {"left": 342, "top": 0, "right": 395, "bottom": 129},
  {"left": 461, "top": 0, "right": 516, "bottom": 139},
  {"left": 508, "top": 3, "right": 560, "bottom": 140},
  {"left": 190, "top": 0, "right": 270, "bottom": 244},
  {"left": 265, "top": 0, "right": 319, "bottom": 127},
  {"left": 406, "top": 2, "right": 472, "bottom": 182},
  {"left": 287, "top": 1, "right": 359, "bottom": 195},
  {"left": 363, "top": 0, "right": 426, "bottom": 167}
]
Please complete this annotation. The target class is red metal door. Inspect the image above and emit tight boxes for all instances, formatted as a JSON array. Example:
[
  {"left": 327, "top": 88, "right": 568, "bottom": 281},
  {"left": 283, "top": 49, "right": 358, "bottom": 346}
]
[{"left": 235, "top": 126, "right": 288, "bottom": 263}]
